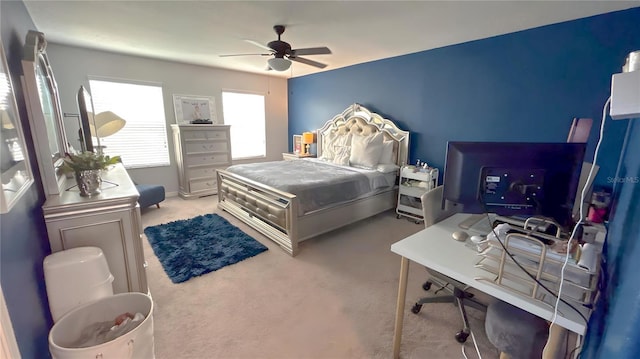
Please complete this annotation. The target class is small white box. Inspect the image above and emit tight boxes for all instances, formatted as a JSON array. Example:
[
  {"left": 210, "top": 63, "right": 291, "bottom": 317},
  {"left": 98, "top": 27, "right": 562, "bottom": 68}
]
[{"left": 610, "top": 71, "right": 640, "bottom": 120}]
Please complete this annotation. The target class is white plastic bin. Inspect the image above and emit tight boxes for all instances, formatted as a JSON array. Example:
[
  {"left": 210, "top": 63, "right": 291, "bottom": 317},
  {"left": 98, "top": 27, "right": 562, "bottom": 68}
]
[
  {"left": 43, "top": 247, "right": 114, "bottom": 322},
  {"left": 49, "top": 292, "right": 155, "bottom": 359}
]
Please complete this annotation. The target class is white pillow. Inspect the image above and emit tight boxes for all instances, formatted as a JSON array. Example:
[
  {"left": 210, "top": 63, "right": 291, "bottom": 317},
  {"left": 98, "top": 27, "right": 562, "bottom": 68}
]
[
  {"left": 332, "top": 146, "right": 351, "bottom": 166},
  {"left": 349, "top": 132, "right": 384, "bottom": 169},
  {"left": 320, "top": 133, "right": 351, "bottom": 161},
  {"left": 379, "top": 140, "right": 395, "bottom": 164}
]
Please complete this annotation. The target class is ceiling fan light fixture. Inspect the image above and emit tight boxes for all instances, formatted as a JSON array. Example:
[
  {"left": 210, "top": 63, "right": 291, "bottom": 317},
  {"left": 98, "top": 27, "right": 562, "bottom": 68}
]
[{"left": 268, "top": 57, "right": 291, "bottom": 71}]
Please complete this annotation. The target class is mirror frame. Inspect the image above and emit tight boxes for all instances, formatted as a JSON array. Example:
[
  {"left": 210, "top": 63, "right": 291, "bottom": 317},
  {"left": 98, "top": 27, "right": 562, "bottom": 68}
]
[
  {"left": 0, "top": 43, "right": 34, "bottom": 213},
  {"left": 21, "top": 30, "right": 68, "bottom": 197}
]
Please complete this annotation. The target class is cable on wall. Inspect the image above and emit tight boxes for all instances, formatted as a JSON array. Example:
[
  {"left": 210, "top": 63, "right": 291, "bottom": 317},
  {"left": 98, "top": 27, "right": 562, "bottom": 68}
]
[
  {"left": 552, "top": 96, "right": 609, "bottom": 322},
  {"left": 542, "top": 96, "right": 610, "bottom": 359}
]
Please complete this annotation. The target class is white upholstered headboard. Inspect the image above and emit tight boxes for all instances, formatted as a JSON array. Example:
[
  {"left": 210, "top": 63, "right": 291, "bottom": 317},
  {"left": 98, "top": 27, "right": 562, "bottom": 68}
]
[{"left": 316, "top": 103, "right": 410, "bottom": 167}]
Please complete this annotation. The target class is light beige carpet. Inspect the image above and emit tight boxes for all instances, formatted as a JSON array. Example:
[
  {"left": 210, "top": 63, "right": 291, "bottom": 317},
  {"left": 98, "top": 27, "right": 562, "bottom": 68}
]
[{"left": 140, "top": 195, "right": 500, "bottom": 359}]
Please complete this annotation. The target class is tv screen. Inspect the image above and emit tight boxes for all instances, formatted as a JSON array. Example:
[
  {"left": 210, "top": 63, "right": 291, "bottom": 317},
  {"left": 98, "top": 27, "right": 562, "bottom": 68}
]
[
  {"left": 76, "top": 86, "right": 95, "bottom": 152},
  {"left": 442, "top": 141, "right": 586, "bottom": 229}
]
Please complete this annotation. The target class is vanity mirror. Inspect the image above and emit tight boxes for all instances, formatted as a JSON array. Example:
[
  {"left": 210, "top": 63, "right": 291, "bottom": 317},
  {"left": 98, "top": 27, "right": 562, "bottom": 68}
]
[
  {"left": 21, "top": 30, "right": 69, "bottom": 197},
  {"left": 1, "top": 43, "right": 34, "bottom": 213}
]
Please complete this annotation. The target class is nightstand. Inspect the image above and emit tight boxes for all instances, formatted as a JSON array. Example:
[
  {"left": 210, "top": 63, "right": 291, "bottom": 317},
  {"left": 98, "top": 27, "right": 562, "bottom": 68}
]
[{"left": 282, "top": 152, "right": 316, "bottom": 161}]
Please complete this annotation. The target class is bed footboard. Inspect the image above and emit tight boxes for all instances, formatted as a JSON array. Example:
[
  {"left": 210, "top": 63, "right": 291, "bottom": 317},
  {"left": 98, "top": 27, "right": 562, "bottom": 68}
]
[{"left": 217, "top": 169, "right": 300, "bottom": 256}]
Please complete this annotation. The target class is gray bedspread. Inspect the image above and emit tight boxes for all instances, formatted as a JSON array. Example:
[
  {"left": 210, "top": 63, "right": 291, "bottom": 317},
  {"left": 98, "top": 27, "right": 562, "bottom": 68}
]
[{"left": 226, "top": 159, "right": 393, "bottom": 214}]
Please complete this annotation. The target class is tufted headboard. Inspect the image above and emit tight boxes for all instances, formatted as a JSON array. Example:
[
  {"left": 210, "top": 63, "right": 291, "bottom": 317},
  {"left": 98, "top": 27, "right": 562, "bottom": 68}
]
[{"left": 316, "top": 103, "right": 410, "bottom": 167}]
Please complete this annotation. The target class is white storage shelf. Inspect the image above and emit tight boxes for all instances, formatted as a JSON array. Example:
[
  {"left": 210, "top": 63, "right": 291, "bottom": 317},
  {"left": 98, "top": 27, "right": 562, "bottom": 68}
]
[{"left": 396, "top": 166, "right": 438, "bottom": 223}]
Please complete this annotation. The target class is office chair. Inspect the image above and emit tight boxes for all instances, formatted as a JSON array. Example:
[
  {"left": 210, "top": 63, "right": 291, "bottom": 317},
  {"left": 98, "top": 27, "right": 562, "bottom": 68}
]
[{"left": 410, "top": 185, "right": 487, "bottom": 343}]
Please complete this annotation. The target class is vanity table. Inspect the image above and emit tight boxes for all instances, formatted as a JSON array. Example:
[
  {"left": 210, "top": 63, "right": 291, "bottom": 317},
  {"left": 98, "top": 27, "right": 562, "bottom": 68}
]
[
  {"left": 42, "top": 163, "right": 148, "bottom": 294},
  {"left": 20, "top": 30, "right": 147, "bottom": 294}
]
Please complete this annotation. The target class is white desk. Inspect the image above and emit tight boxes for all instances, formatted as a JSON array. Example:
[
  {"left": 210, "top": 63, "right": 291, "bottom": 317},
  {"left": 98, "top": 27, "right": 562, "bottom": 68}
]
[{"left": 391, "top": 213, "right": 590, "bottom": 359}]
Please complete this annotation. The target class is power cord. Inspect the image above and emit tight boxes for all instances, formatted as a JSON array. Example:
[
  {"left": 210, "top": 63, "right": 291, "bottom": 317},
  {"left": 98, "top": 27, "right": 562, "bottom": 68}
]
[
  {"left": 461, "top": 327, "right": 483, "bottom": 359},
  {"left": 545, "top": 96, "right": 610, "bottom": 358}
]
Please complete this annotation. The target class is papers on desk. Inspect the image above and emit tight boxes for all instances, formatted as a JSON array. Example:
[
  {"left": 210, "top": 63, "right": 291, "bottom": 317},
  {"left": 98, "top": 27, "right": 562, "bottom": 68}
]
[{"left": 475, "top": 223, "right": 599, "bottom": 306}]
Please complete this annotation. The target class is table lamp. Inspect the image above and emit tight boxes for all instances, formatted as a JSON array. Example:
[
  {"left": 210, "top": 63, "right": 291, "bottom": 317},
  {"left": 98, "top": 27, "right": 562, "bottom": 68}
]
[
  {"left": 302, "top": 132, "right": 314, "bottom": 155},
  {"left": 90, "top": 111, "right": 126, "bottom": 154}
]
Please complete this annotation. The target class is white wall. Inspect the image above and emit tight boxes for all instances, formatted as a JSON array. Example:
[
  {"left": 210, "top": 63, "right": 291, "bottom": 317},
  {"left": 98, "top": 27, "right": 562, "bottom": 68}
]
[{"left": 46, "top": 43, "right": 288, "bottom": 194}]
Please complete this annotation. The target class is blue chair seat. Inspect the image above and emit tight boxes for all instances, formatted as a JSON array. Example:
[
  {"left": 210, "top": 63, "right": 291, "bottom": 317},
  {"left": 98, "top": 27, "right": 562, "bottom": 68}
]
[{"left": 135, "top": 184, "right": 165, "bottom": 209}]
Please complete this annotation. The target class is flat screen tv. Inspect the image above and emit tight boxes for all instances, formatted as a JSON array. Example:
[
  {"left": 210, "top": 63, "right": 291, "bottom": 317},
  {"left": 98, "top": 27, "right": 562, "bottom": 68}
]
[
  {"left": 76, "top": 86, "right": 95, "bottom": 152},
  {"left": 442, "top": 141, "right": 586, "bottom": 229}
]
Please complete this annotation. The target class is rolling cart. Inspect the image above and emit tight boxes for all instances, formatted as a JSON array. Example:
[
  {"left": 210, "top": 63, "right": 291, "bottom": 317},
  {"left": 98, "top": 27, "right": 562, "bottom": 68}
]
[{"left": 396, "top": 165, "right": 438, "bottom": 223}]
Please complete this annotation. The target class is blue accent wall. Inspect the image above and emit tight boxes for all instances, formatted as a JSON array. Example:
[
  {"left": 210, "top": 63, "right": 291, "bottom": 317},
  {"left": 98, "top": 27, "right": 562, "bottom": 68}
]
[
  {"left": 289, "top": 7, "right": 640, "bottom": 359},
  {"left": 289, "top": 8, "right": 639, "bottom": 188},
  {"left": 1, "top": 1, "right": 54, "bottom": 357},
  {"left": 582, "top": 118, "right": 640, "bottom": 358}
]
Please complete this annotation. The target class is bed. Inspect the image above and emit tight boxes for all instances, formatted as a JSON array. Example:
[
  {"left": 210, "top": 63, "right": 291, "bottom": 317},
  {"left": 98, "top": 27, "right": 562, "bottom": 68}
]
[{"left": 216, "top": 103, "right": 409, "bottom": 256}]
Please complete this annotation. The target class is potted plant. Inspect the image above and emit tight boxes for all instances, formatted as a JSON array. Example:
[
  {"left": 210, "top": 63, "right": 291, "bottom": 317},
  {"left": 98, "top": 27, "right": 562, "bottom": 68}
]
[{"left": 60, "top": 152, "right": 121, "bottom": 197}]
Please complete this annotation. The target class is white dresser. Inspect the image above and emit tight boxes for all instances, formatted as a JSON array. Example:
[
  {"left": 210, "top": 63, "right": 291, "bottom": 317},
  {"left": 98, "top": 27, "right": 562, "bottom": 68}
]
[
  {"left": 171, "top": 124, "right": 232, "bottom": 199},
  {"left": 42, "top": 163, "right": 148, "bottom": 294}
]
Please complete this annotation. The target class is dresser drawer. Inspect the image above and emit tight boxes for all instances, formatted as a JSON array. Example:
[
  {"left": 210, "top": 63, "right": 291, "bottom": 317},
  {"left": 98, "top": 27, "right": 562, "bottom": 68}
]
[
  {"left": 186, "top": 153, "right": 230, "bottom": 166},
  {"left": 185, "top": 141, "right": 229, "bottom": 154},
  {"left": 190, "top": 178, "right": 217, "bottom": 193},
  {"left": 188, "top": 166, "right": 218, "bottom": 179},
  {"left": 183, "top": 130, "right": 228, "bottom": 141}
]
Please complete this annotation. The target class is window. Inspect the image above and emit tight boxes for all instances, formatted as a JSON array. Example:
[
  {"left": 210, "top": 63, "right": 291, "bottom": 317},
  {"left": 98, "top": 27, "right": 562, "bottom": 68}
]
[
  {"left": 221, "top": 91, "right": 266, "bottom": 159},
  {"left": 88, "top": 78, "right": 169, "bottom": 168}
]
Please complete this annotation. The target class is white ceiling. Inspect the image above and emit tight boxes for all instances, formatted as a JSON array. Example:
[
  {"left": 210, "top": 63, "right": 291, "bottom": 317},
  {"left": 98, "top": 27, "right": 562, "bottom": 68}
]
[{"left": 23, "top": 1, "right": 639, "bottom": 78}]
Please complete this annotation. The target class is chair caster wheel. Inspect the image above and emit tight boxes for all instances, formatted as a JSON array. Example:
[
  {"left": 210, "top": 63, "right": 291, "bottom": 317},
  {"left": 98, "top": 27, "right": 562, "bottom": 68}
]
[
  {"left": 422, "top": 281, "right": 432, "bottom": 291},
  {"left": 455, "top": 331, "right": 469, "bottom": 343},
  {"left": 411, "top": 303, "right": 422, "bottom": 314},
  {"left": 397, "top": 214, "right": 401, "bottom": 219}
]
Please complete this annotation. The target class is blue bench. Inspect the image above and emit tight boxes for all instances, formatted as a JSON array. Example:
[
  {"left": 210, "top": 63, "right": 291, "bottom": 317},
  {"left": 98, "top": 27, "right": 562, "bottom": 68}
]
[{"left": 135, "top": 184, "right": 165, "bottom": 209}]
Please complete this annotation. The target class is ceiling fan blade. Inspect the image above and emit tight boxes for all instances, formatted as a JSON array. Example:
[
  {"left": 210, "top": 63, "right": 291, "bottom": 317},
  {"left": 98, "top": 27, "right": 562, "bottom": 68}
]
[
  {"left": 244, "top": 39, "right": 274, "bottom": 52},
  {"left": 290, "top": 47, "right": 331, "bottom": 56},
  {"left": 219, "top": 53, "right": 271, "bottom": 57},
  {"left": 289, "top": 56, "right": 327, "bottom": 69}
]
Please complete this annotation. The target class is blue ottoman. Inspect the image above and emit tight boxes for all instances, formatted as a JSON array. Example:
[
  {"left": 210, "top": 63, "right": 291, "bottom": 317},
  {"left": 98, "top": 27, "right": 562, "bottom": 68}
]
[{"left": 135, "top": 184, "right": 165, "bottom": 209}]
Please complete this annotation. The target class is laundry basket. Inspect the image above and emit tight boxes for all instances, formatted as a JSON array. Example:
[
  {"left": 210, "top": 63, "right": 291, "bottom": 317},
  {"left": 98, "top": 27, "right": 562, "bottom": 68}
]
[{"left": 49, "top": 292, "right": 154, "bottom": 359}]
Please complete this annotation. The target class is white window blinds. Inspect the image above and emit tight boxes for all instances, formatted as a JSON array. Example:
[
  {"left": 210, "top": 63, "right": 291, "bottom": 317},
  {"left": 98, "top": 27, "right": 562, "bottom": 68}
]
[{"left": 88, "top": 79, "right": 169, "bottom": 168}]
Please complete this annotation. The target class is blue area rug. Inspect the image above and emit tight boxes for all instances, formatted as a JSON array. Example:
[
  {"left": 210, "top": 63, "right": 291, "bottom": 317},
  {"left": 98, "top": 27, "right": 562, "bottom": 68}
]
[{"left": 143, "top": 214, "right": 268, "bottom": 283}]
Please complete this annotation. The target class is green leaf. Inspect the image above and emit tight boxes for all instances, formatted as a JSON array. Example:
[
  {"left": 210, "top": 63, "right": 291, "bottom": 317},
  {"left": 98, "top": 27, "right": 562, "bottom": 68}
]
[{"left": 60, "top": 151, "right": 122, "bottom": 174}]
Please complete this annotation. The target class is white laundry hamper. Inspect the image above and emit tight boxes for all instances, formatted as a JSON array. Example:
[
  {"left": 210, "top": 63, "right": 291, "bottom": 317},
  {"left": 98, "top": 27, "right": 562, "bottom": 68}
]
[{"left": 48, "top": 292, "right": 155, "bottom": 359}]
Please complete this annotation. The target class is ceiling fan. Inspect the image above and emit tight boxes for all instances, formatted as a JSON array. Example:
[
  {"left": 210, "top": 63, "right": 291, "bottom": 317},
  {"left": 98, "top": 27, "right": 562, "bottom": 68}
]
[{"left": 220, "top": 25, "right": 331, "bottom": 71}]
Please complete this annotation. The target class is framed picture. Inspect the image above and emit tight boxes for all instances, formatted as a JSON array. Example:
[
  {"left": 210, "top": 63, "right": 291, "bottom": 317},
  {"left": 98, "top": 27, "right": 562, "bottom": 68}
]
[
  {"left": 293, "top": 135, "right": 302, "bottom": 154},
  {"left": 173, "top": 94, "right": 216, "bottom": 125},
  {"left": 1, "top": 43, "right": 34, "bottom": 213}
]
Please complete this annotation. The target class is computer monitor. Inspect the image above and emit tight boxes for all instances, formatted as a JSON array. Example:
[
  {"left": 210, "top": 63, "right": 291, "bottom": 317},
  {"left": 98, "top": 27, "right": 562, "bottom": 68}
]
[
  {"left": 442, "top": 141, "right": 586, "bottom": 229},
  {"left": 76, "top": 86, "right": 95, "bottom": 152}
]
